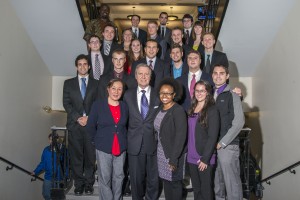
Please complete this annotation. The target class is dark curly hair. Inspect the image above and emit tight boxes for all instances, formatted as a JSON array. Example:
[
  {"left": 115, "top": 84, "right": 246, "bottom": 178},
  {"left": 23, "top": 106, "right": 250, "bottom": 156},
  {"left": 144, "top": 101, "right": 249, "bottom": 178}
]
[
  {"left": 157, "top": 77, "right": 183, "bottom": 102},
  {"left": 188, "top": 80, "right": 215, "bottom": 127}
]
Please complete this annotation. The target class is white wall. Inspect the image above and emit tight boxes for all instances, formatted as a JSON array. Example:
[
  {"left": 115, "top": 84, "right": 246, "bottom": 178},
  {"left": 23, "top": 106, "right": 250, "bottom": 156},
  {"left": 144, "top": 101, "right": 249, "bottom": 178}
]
[
  {"left": 252, "top": 1, "right": 300, "bottom": 199},
  {"left": 0, "top": 0, "right": 65, "bottom": 199}
]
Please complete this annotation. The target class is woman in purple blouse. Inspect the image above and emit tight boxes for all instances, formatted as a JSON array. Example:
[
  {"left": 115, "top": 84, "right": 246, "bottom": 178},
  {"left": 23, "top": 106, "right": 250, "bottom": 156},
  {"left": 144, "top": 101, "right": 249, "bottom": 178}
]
[{"left": 187, "top": 80, "right": 220, "bottom": 200}]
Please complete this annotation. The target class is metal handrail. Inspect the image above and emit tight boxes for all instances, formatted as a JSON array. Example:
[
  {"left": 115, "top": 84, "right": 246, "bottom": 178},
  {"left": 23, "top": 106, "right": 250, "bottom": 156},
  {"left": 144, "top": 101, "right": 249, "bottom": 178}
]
[
  {"left": 261, "top": 161, "right": 300, "bottom": 185},
  {"left": 0, "top": 156, "right": 44, "bottom": 182}
]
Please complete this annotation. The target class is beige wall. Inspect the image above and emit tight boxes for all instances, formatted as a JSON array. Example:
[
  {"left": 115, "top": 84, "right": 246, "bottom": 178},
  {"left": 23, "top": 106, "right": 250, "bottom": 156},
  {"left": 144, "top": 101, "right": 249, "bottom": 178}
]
[
  {"left": 252, "top": 1, "right": 300, "bottom": 199},
  {"left": 0, "top": 0, "right": 65, "bottom": 199}
]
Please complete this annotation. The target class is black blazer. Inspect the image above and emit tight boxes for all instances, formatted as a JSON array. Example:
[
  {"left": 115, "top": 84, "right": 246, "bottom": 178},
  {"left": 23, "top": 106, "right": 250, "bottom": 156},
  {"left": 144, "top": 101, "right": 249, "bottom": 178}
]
[
  {"left": 131, "top": 57, "right": 170, "bottom": 89},
  {"left": 97, "top": 71, "right": 137, "bottom": 100},
  {"left": 158, "top": 26, "right": 171, "bottom": 45},
  {"left": 88, "top": 52, "right": 112, "bottom": 80},
  {"left": 100, "top": 41, "right": 122, "bottom": 58},
  {"left": 176, "top": 71, "right": 214, "bottom": 111},
  {"left": 200, "top": 50, "right": 229, "bottom": 74},
  {"left": 134, "top": 28, "right": 147, "bottom": 46},
  {"left": 123, "top": 87, "right": 161, "bottom": 155},
  {"left": 87, "top": 99, "right": 128, "bottom": 154},
  {"left": 154, "top": 103, "right": 187, "bottom": 167},
  {"left": 193, "top": 105, "right": 220, "bottom": 164},
  {"left": 63, "top": 77, "right": 98, "bottom": 130}
]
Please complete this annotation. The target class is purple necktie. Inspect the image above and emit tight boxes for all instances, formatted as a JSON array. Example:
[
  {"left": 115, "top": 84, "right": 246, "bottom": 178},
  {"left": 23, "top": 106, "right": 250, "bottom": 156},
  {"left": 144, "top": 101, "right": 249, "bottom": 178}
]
[
  {"left": 140, "top": 90, "right": 149, "bottom": 120},
  {"left": 190, "top": 74, "right": 196, "bottom": 98}
]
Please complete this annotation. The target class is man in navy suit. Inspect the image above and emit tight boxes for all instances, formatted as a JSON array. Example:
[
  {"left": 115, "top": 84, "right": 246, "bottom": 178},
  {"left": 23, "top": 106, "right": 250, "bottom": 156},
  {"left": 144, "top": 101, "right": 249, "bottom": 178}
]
[
  {"left": 201, "top": 32, "right": 229, "bottom": 74},
  {"left": 164, "top": 27, "right": 192, "bottom": 64},
  {"left": 63, "top": 54, "right": 98, "bottom": 195},
  {"left": 182, "top": 14, "right": 194, "bottom": 46},
  {"left": 131, "top": 39, "right": 170, "bottom": 89},
  {"left": 100, "top": 24, "right": 121, "bottom": 66},
  {"left": 87, "top": 35, "right": 111, "bottom": 80},
  {"left": 176, "top": 49, "right": 214, "bottom": 111},
  {"left": 158, "top": 12, "right": 171, "bottom": 45},
  {"left": 168, "top": 44, "right": 189, "bottom": 79},
  {"left": 124, "top": 63, "right": 160, "bottom": 200},
  {"left": 147, "top": 20, "right": 167, "bottom": 60},
  {"left": 131, "top": 15, "right": 147, "bottom": 46}
]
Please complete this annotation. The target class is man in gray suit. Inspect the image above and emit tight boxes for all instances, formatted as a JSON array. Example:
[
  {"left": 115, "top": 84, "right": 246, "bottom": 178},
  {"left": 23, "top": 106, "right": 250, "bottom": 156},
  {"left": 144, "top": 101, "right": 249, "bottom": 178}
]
[
  {"left": 124, "top": 63, "right": 160, "bottom": 200},
  {"left": 63, "top": 54, "right": 98, "bottom": 196}
]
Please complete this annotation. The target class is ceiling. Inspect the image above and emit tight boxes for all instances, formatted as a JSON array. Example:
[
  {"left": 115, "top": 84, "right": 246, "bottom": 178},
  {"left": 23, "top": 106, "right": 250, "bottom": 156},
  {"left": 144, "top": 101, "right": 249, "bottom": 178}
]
[
  {"left": 8, "top": 0, "right": 296, "bottom": 77},
  {"left": 80, "top": 0, "right": 207, "bottom": 30}
]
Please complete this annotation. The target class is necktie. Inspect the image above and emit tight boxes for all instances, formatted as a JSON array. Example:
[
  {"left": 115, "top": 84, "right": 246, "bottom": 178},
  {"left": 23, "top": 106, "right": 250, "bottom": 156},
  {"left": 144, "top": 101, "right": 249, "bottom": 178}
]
[
  {"left": 161, "top": 27, "right": 165, "bottom": 38},
  {"left": 104, "top": 43, "right": 111, "bottom": 56},
  {"left": 135, "top": 28, "right": 138, "bottom": 37},
  {"left": 190, "top": 74, "right": 196, "bottom": 98},
  {"left": 140, "top": 90, "right": 149, "bottom": 120},
  {"left": 205, "top": 54, "right": 211, "bottom": 74},
  {"left": 81, "top": 78, "right": 86, "bottom": 99},
  {"left": 94, "top": 54, "right": 101, "bottom": 80},
  {"left": 214, "top": 88, "right": 218, "bottom": 100},
  {"left": 149, "top": 60, "right": 153, "bottom": 70},
  {"left": 185, "top": 30, "right": 190, "bottom": 45}
]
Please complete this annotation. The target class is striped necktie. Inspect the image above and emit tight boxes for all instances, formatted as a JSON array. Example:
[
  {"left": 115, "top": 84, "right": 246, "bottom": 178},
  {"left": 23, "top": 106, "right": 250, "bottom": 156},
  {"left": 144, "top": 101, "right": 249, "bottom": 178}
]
[
  {"left": 94, "top": 54, "right": 101, "bottom": 80},
  {"left": 104, "top": 43, "right": 111, "bottom": 56}
]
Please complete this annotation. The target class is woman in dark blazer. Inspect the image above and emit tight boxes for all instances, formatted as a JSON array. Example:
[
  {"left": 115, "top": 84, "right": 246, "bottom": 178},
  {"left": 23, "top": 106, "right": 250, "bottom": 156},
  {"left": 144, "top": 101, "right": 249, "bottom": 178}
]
[
  {"left": 187, "top": 80, "right": 220, "bottom": 200},
  {"left": 153, "top": 78, "right": 187, "bottom": 200},
  {"left": 87, "top": 78, "right": 128, "bottom": 200}
]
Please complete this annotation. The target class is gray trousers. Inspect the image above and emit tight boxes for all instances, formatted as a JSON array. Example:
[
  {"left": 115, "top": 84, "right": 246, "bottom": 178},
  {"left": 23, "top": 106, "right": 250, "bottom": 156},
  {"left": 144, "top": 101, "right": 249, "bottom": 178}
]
[
  {"left": 214, "top": 144, "right": 243, "bottom": 200},
  {"left": 96, "top": 150, "right": 126, "bottom": 200}
]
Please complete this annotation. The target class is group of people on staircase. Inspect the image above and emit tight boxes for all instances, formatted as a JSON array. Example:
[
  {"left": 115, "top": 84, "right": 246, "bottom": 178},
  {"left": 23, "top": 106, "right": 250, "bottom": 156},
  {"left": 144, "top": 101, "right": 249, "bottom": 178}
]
[{"left": 32, "top": 3, "right": 245, "bottom": 200}]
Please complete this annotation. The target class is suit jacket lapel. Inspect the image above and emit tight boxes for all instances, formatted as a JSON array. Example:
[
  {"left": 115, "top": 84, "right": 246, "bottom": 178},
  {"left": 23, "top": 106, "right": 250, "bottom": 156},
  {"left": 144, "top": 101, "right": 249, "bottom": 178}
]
[{"left": 74, "top": 77, "right": 84, "bottom": 101}]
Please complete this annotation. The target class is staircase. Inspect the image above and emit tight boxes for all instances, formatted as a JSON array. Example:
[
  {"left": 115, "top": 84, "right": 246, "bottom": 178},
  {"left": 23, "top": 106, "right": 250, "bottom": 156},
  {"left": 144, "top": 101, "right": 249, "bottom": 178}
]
[{"left": 66, "top": 182, "right": 195, "bottom": 200}]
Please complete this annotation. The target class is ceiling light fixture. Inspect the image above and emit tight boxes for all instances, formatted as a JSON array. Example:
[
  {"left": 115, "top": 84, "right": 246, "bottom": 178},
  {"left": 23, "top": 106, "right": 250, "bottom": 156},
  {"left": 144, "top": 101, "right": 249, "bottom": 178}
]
[
  {"left": 127, "top": 7, "right": 136, "bottom": 20},
  {"left": 168, "top": 7, "right": 178, "bottom": 21}
]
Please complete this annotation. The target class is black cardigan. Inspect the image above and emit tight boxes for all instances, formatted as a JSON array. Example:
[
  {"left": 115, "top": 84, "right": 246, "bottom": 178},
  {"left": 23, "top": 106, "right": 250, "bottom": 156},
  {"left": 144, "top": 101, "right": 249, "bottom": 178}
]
[
  {"left": 194, "top": 105, "right": 220, "bottom": 164},
  {"left": 154, "top": 103, "right": 187, "bottom": 167}
]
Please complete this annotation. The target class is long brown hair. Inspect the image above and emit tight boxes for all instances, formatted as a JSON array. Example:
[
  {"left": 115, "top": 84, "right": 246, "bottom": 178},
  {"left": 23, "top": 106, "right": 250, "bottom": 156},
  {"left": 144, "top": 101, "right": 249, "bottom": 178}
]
[
  {"left": 188, "top": 80, "right": 215, "bottom": 127},
  {"left": 128, "top": 39, "right": 144, "bottom": 65}
]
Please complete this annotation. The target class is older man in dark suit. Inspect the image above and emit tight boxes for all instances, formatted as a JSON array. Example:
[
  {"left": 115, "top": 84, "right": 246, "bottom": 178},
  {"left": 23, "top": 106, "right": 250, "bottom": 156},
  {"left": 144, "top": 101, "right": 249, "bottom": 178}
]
[
  {"left": 124, "top": 63, "right": 161, "bottom": 200},
  {"left": 131, "top": 39, "right": 170, "bottom": 89},
  {"left": 63, "top": 54, "right": 98, "bottom": 195}
]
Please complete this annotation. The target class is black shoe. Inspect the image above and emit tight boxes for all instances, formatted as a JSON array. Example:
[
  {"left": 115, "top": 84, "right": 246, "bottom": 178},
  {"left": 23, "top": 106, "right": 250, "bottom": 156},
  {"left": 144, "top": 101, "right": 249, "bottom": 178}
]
[
  {"left": 85, "top": 185, "right": 94, "bottom": 195},
  {"left": 74, "top": 186, "right": 84, "bottom": 196}
]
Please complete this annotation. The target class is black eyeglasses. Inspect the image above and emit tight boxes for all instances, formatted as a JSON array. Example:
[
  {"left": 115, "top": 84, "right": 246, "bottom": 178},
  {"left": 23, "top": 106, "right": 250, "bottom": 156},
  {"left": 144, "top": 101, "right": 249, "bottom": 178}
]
[{"left": 159, "top": 92, "right": 174, "bottom": 97}]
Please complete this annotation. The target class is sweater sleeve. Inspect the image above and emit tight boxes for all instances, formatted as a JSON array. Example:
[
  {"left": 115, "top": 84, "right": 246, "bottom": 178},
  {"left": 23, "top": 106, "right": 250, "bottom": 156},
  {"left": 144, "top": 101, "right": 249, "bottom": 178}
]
[
  {"left": 219, "top": 92, "right": 245, "bottom": 148},
  {"left": 33, "top": 147, "right": 47, "bottom": 175}
]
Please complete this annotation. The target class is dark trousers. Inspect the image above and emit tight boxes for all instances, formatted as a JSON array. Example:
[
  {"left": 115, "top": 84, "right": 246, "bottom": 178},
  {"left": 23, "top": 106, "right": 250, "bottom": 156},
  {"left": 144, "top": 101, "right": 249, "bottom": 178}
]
[
  {"left": 162, "top": 179, "right": 183, "bottom": 200},
  {"left": 189, "top": 163, "right": 213, "bottom": 200},
  {"left": 68, "top": 125, "right": 95, "bottom": 188},
  {"left": 128, "top": 147, "right": 159, "bottom": 200}
]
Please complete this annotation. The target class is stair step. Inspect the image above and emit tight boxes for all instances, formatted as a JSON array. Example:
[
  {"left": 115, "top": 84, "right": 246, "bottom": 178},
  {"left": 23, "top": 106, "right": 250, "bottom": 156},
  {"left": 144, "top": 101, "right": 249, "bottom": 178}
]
[{"left": 66, "top": 185, "right": 195, "bottom": 200}]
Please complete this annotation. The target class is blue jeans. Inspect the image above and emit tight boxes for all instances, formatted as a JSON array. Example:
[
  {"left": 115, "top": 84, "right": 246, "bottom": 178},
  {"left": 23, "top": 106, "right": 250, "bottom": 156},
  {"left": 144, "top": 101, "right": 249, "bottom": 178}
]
[{"left": 42, "top": 179, "right": 52, "bottom": 200}]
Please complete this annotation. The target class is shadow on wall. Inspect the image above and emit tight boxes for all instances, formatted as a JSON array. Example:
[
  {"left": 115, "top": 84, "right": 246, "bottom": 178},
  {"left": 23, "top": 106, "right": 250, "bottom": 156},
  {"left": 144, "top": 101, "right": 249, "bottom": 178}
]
[{"left": 227, "top": 58, "right": 264, "bottom": 200}]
